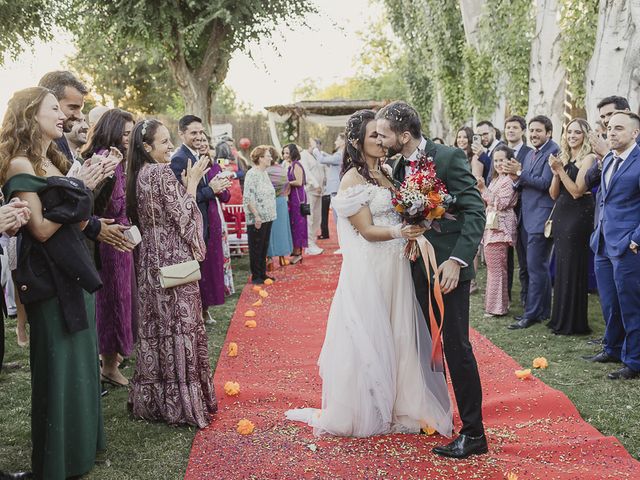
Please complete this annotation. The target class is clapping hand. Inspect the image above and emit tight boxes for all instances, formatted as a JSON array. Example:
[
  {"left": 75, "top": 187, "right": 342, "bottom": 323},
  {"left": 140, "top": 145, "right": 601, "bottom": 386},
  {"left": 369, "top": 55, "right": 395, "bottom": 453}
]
[
  {"left": 588, "top": 132, "right": 609, "bottom": 158},
  {"left": 208, "top": 175, "right": 232, "bottom": 193},
  {"left": 0, "top": 199, "right": 31, "bottom": 236},
  {"left": 503, "top": 159, "right": 522, "bottom": 178},
  {"left": 182, "top": 157, "right": 211, "bottom": 193},
  {"left": 76, "top": 158, "right": 106, "bottom": 190},
  {"left": 548, "top": 154, "right": 563, "bottom": 175}
]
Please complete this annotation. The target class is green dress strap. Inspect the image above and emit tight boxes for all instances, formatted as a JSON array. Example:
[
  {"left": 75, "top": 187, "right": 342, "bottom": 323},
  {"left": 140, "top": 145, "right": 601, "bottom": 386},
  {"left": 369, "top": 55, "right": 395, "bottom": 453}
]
[{"left": 2, "top": 173, "right": 47, "bottom": 199}]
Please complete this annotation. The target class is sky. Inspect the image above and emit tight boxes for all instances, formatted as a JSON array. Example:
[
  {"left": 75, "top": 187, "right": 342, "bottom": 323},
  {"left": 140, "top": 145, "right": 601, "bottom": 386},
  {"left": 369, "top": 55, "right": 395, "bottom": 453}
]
[{"left": 0, "top": 0, "right": 387, "bottom": 117}]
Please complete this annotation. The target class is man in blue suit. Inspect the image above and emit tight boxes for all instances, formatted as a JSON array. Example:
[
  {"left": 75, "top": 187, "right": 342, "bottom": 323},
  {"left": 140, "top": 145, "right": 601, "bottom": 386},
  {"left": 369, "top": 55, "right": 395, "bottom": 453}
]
[
  {"left": 583, "top": 111, "right": 640, "bottom": 380},
  {"left": 504, "top": 115, "right": 559, "bottom": 329},
  {"left": 170, "top": 115, "right": 219, "bottom": 243}
]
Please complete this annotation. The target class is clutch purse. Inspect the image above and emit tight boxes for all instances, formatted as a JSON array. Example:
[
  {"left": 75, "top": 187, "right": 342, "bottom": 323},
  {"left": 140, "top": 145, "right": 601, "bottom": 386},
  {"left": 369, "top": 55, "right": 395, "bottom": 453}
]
[
  {"left": 124, "top": 225, "right": 142, "bottom": 246},
  {"left": 159, "top": 259, "right": 201, "bottom": 289},
  {"left": 485, "top": 210, "right": 499, "bottom": 230},
  {"left": 299, "top": 202, "right": 311, "bottom": 216},
  {"left": 543, "top": 204, "right": 556, "bottom": 239}
]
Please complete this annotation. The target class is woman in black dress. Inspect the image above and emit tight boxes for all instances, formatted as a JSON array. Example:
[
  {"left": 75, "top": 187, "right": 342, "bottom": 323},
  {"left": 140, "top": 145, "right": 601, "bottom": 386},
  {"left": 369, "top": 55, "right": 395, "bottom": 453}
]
[{"left": 547, "top": 118, "right": 596, "bottom": 335}]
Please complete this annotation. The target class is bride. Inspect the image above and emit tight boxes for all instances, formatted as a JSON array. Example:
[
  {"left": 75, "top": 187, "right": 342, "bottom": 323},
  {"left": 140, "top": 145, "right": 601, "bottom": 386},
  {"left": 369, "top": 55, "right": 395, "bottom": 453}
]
[{"left": 285, "top": 110, "right": 452, "bottom": 437}]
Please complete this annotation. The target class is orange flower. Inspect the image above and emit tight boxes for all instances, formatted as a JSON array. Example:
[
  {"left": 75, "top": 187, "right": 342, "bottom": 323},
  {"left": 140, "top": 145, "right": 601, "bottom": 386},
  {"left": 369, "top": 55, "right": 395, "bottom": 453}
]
[
  {"left": 506, "top": 473, "right": 518, "bottom": 480},
  {"left": 244, "top": 320, "right": 257, "bottom": 328},
  {"left": 237, "top": 419, "right": 255, "bottom": 435},
  {"left": 264, "top": 278, "right": 274, "bottom": 286},
  {"left": 532, "top": 357, "right": 549, "bottom": 369},
  {"left": 252, "top": 299, "right": 263, "bottom": 307},
  {"left": 427, "top": 206, "right": 446, "bottom": 220},
  {"left": 252, "top": 285, "right": 262, "bottom": 292},
  {"left": 394, "top": 204, "right": 405, "bottom": 213},
  {"left": 515, "top": 368, "right": 532, "bottom": 379},
  {"left": 428, "top": 190, "right": 441, "bottom": 204},
  {"left": 227, "top": 342, "right": 238, "bottom": 357},
  {"left": 259, "top": 289, "right": 269, "bottom": 298},
  {"left": 224, "top": 381, "right": 240, "bottom": 396},
  {"left": 244, "top": 310, "right": 256, "bottom": 317},
  {"left": 420, "top": 424, "right": 436, "bottom": 435}
]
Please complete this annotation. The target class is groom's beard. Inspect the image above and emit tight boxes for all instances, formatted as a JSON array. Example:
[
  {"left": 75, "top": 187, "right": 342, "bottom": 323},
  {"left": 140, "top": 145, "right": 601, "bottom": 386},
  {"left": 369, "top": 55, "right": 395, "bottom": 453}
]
[{"left": 385, "top": 140, "right": 405, "bottom": 158}]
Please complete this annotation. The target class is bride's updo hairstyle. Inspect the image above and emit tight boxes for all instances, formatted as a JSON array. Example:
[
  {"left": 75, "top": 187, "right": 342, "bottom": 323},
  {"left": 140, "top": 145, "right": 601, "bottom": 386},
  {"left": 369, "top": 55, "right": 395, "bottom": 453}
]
[{"left": 342, "top": 109, "right": 392, "bottom": 186}]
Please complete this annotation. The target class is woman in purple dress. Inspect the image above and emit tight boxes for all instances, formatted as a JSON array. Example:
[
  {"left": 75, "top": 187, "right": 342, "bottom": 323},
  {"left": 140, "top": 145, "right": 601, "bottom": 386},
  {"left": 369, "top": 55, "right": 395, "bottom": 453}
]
[
  {"left": 195, "top": 135, "right": 232, "bottom": 323},
  {"left": 126, "top": 119, "right": 217, "bottom": 427},
  {"left": 81, "top": 108, "right": 135, "bottom": 387},
  {"left": 284, "top": 143, "right": 308, "bottom": 264}
]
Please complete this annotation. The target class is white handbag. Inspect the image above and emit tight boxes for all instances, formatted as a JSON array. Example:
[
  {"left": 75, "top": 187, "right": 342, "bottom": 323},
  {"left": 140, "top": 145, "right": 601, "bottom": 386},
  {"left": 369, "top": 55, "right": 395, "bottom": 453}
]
[{"left": 149, "top": 178, "right": 201, "bottom": 289}]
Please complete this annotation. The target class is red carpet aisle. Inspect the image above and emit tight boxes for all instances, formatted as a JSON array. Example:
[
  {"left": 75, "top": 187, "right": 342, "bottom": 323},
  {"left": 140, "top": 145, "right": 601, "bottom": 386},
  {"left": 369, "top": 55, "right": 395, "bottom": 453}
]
[{"left": 185, "top": 238, "right": 640, "bottom": 480}]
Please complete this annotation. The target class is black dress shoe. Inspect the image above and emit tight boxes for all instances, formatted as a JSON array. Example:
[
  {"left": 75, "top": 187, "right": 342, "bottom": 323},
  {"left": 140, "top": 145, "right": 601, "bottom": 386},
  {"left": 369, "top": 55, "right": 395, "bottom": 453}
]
[
  {"left": 513, "top": 315, "right": 523, "bottom": 321},
  {"left": 607, "top": 366, "right": 640, "bottom": 380},
  {"left": 0, "top": 471, "right": 33, "bottom": 479},
  {"left": 432, "top": 434, "right": 488, "bottom": 459},
  {"left": 507, "top": 318, "right": 540, "bottom": 330},
  {"left": 582, "top": 351, "right": 619, "bottom": 363}
]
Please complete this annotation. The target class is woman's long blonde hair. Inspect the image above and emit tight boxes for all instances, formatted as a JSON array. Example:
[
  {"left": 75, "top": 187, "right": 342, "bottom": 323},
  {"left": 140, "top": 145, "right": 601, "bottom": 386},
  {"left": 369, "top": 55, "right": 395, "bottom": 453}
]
[
  {"left": 559, "top": 118, "right": 593, "bottom": 168},
  {"left": 0, "top": 87, "right": 69, "bottom": 183}
]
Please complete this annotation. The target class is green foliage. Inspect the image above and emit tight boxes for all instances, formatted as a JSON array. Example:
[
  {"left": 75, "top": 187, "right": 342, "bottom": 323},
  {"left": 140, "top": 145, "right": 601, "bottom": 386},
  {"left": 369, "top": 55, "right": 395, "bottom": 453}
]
[
  {"left": 462, "top": 45, "right": 497, "bottom": 120},
  {"left": 558, "top": 0, "right": 599, "bottom": 109},
  {"left": 479, "top": 0, "right": 534, "bottom": 116},
  {"left": 0, "top": 0, "right": 59, "bottom": 62}
]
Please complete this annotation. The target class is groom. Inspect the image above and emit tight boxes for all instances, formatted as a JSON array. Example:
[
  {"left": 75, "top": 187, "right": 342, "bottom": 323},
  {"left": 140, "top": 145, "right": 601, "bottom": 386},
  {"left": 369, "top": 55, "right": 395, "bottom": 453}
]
[{"left": 376, "top": 102, "right": 487, "bottom": 459}]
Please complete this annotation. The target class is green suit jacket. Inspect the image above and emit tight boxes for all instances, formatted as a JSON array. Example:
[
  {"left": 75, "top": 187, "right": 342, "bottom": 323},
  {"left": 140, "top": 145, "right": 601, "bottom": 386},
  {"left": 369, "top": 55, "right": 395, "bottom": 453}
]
[{"left": 392, "top": 137, "right": 485, "bottom": 282}]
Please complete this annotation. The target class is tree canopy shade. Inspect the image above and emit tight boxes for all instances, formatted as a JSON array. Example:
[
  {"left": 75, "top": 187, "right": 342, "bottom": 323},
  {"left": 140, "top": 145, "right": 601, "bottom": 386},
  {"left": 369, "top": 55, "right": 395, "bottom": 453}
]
[
  {"left": 65, "top": 0, "right": 317, "bottom": 128},
  {"left": 0, "top": 0, "right": 58, "bottom": 61}
]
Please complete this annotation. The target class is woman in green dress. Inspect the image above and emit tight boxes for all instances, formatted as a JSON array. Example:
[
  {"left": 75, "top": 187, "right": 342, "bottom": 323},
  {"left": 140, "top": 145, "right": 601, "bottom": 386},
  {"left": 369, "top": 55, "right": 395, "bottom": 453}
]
[{"left": 0, "top": 87, "right": 105, "bottom": 479}]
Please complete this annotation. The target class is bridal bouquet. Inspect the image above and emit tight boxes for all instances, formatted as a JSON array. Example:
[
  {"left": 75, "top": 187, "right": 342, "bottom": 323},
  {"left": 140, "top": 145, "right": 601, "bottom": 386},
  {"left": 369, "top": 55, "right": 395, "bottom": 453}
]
[{"left": 391, "top": 151, "right": 454, "bottom": 260}]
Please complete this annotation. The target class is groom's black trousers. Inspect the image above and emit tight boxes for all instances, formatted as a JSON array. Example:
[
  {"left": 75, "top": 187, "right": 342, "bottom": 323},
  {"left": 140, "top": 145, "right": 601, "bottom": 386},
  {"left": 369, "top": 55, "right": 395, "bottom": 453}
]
[{"left": 411, "top": 264, "right": 485, "bottom": 437}]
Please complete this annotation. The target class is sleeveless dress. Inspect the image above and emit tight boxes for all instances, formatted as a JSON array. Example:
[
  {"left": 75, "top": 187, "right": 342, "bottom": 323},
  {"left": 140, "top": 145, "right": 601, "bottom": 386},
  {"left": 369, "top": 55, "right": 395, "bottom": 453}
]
[
  {"left": 285, "top": 183, "right": 452, "bottom": 437},
  {"left": 548, "top": 161, "right": 594, "bottom": 335},
  {"left": 287, "top": 160, "right": 308, "bottom": 249}
]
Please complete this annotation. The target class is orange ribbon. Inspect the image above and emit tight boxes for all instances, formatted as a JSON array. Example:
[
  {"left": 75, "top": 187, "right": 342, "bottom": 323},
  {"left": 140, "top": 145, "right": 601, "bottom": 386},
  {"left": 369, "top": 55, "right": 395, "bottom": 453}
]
[{"left": 416, "top": 236, "right": 445, "bottom": 372}]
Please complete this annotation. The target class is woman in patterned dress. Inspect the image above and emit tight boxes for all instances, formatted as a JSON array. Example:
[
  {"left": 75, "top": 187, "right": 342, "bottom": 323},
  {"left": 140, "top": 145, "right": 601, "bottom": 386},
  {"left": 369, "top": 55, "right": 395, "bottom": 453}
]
[
  {"left": 477, "top": 145, "right": 518, "bottom": 317},
  {"left": 125, "top": 119, "right": 217, "bottom": 427}
]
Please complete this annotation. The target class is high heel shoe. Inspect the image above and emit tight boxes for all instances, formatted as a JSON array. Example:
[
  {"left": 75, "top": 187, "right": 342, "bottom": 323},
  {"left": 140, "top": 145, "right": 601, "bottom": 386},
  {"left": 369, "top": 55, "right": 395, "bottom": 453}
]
[
  {"left": 15, "top": 326, "right": 28, "bottom": 348},
  {"left": 290, "top": 255, "right": 303, "bottom": 265}
]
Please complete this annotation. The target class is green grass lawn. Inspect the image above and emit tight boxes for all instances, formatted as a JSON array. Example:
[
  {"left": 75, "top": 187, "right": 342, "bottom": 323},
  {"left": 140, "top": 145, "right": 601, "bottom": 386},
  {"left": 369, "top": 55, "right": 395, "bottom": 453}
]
[
  {"left": 0, "top": 255, "right": 249, "bottom": 479},
  {"left": 1, "top": 257, "right": 638, "bottom": 479}
]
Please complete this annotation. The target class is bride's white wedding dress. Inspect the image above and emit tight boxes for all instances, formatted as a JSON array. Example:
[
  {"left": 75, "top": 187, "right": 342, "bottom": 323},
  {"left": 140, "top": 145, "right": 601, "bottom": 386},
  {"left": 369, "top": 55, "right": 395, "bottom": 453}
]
[{"left": 285, "top": 183, "right": 453, "bottom": 437}]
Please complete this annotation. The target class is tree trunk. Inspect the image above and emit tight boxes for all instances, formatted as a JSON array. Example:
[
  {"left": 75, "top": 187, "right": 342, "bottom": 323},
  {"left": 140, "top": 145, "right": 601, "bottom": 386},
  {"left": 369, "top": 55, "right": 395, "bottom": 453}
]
[
  {"left": 527, "top": 0, "right": 567, "bottom": 142},
  {"left": 459, "top": 0, "right": 485, "bottom": 48},
  {"left": 169, "top": 61, "right": 213, "bottom": 129},
  {"left": 585, "top": 0, "right": 640, "bottom": 124},
  {"left": 429, "top": 89, "right": 449, "bottom": 141}
]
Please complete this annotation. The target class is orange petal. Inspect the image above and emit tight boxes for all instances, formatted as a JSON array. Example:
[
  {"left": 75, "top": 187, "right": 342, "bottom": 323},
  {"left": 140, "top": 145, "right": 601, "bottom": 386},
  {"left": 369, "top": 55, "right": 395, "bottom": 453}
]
[
  {"left": 244, "top": 310, "right": 256, "bottom": 317},
  {"left": 244, "top": 320, "right": 257, "bottom": 328},
  {"left": 532, "top": 357, "right": 549, "bottom": 369},
  {"left": 252, "top": 299, "right": 263, "bottom": 307},
  {"left": 227, "top": 342, "right": 238, "bottom": 357},
  {"left": 515, "top": 368, "right": 532, "bottom": 379},
  {"left": 223, "top": 381, "right": 240, "bottom": 396},
  {"left": 252, "top": 285, "right": 262, "bottom": 292},
  {"left": 237, "top": 419, "right": 255, "bottom": 435},
  {"left": 264, "top": 278, "right": 274, "bottom": 285},
  {"left": 421, "top": 425, "right": 436, "bottom": 435},
  {"left": 506, "top": 473, "right": 518, "bottom": 480},
  {"left": 259, "top": 290, "right": 269, "bottom": 298}
]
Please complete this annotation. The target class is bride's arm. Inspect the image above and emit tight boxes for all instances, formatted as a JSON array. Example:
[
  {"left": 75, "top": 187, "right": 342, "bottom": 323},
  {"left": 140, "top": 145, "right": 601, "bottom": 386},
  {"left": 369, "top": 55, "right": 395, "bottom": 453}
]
[{"left": 339, "top": 170, "right": 424, "bottom": 242}]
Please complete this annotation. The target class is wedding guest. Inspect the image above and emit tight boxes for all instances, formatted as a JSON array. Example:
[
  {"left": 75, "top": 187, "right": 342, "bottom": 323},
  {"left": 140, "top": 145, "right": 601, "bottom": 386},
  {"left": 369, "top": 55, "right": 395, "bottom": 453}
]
[
  {"left": 478, "top": 146, "right": 518, "bottom": 317},
  {"left": 305, "top": 139, "right": 325, "bottom": 255},
  {"left": 583, "top": 111, "right": 640, "bottom": 380},
  {"left": 284, "top": 143, "right": 308, "bottom": 264},
  {"left": 473, "top": 120, "right": 504, "bottom": 184},
  {"left": 318, "top": 133, "right": 345, "bottom": 241},
  {"left": 126, "top": 119, "right": 217, "bottom": 425},
  {"left": 65, "top": 113, "right": 89, "bottom": 158},
  {"left": 546, "top": 119, "right": 595, "bottom": 335},
  {"left": 503, "top": 115, "right": 532, "bottom": 306},
  {"left": 194, "top": 134, "right": 232, "bottom": 324},
  {"left": 88, "top": 105, "right": 110, "bottom": 127},
  {"left": 0, "top": 86, "right": 104, "bottom": 479},
  {"left": 454, "top": 126, "right": 474, "bottom": 162},
  {"left": 81, "top": 108, "right": 135, "bottom": 387},
  {"left": 505, "top": 115, "right": 560, "bottom": 329},
  {"left": 267, "top": 146, "right": 293, "bottom": 266},
  {"left": 243, "top": 146, "right": 277, "bottom": 284},
  {"left": 432, "top": 137, "right": 445, "bottom": 145}
]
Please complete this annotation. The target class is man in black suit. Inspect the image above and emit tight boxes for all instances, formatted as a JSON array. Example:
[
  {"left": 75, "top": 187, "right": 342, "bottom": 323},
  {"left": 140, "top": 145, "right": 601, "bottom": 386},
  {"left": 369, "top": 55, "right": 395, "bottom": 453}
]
[{"left": 503, "top": 115, "right": 532, "bottom": 305}]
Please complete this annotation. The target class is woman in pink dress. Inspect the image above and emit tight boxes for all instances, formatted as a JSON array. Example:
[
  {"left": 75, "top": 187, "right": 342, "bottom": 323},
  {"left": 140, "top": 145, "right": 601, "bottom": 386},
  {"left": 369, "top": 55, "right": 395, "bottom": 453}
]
[
  {"left": 126, "top": 119, "right": 217, "bottom": 427},
  {"left": 478, "top": 145, "right": 518, "bottom": 317}
]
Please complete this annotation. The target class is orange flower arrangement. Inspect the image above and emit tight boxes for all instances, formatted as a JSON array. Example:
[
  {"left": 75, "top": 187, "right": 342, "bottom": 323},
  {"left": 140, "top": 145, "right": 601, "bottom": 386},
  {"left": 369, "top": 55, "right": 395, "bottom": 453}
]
[
  {"left": 252, "top": 299, "right": 263, "bottom": 307},
  {"left": 532, "top": 357, "right": 549, "bottom": 369},
  {"left": 237, "top": 419, "right": 255, "bottom": 435},
  {"left": 228, "top": 342, "right": 238, "bottom": 357},
  {"left": 258, "top": 289, "right": 269, "bottom": 298},
  {"left": 515, "top": 368, "right": 532, "bottom": 380},
  {"left": 244, "top": 310, "right": 256, "bottom": 317},
  {"left": 224, "top": 381, "right": 240, "bottom": 396},
  {"left": 245, "top": 320, "right": 257, "bottom": 328}
]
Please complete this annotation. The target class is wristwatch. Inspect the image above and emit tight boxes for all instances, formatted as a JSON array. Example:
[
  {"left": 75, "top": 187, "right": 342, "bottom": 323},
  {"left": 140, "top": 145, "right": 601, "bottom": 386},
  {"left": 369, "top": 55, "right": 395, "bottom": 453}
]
[{"left": 516, "top": 169, "right": 522, "bottom": 177}]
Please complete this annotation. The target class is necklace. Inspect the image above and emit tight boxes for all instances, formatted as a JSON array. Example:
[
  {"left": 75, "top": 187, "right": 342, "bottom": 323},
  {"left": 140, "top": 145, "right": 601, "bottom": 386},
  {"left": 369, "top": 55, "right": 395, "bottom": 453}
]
[{"left": 42, "top": 158, "right": 53, "bottom": 169}]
